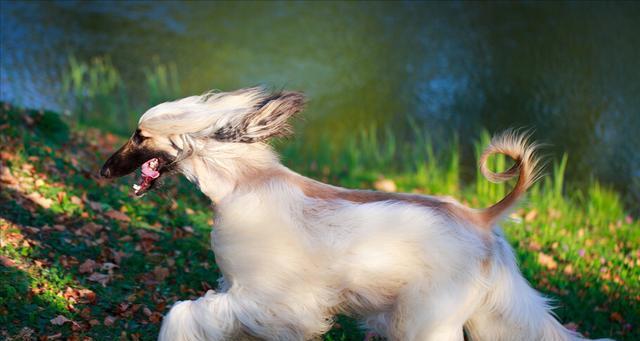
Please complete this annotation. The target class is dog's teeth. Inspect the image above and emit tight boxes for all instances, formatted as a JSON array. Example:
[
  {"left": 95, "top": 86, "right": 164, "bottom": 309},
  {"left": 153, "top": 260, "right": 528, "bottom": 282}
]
[{"left": 133, "top": 184, "right": 141, "bottom": 190}]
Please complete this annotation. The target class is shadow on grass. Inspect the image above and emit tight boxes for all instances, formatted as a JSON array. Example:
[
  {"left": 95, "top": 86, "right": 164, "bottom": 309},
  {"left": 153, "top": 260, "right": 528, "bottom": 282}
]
[
  {"left": 0, "top": 181, "right": 218, "bottom": 339},
  {"left": 0, "top": 187, "right": 84, "bottom": 336}
]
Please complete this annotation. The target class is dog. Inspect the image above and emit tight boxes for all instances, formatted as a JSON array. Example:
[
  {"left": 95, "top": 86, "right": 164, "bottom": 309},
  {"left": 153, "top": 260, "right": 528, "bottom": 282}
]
[{"left": 100, "top": 87, "right": 604, "bottom": 341}]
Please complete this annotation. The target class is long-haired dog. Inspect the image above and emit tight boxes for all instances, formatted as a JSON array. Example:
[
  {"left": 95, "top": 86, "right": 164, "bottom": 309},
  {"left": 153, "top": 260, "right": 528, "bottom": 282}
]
[{"left": 101, "top": 87, "right": 607, "bottom": 341}]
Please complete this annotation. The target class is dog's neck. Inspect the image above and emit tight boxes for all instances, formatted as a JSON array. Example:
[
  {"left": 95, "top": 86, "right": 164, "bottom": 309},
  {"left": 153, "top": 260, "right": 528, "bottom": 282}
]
[{"left": 178, "top": 144, "right": 282, "bottom": 203}]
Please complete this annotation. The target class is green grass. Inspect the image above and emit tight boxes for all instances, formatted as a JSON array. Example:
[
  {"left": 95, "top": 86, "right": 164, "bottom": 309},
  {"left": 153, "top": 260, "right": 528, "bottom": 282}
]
[{"left": 1, "top": 103, "right": 638, "bottom": 340}]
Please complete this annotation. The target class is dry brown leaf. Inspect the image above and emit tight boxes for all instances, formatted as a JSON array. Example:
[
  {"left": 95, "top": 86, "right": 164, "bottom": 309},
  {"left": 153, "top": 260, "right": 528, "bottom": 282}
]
[
  {"left": 50, "top": 315, "right": 71, "bottom": 325},
  {"left": 45, "top": 333, "right": 63, "bottom": 340},
  {"left": 153, "top": 266, "right": 170, "bottom": 282},
  {"left": 0, "top": 166, "right": 18, "bottom": 184},
  {"left": 101, "top": 262, "right": 119, "bottom": 272},
  {"left": 136, "top": 229, "right": 160, "bottom": 241},
  {"left": 149, "top": 311, "right": 163, "bottom": 324},
  {"left": 373, "top": 178, "right": 397, "bottom": 192},
  {"left": 105, "top": 210, "right": 130, "bottom": 222},
  {"left": 88, "top": 200, "right": 104, "bottom": 212},
  {"left": 70, "top": 195, "right": 83, "bottom": 205},
  {"left": 78, "top": 288, "right": 97, "bottom": 304},
  {"left": 0, "top": 151, "right": 15, "bottom": 161},
  {"left": 525, "top": 209, "right": 538, "bottom": 222},
  {"left": 26, "top": 192, "right": 53, "bottom": 209},
  {"left": 57, "top": 191, "right": 66, "bottom": 203},
  {"left": 0, "top": 255, "right": 16, "bottom": 267},
  {"left": 563, "top": 264, "right": 574, "bottom": 275},
  {"left": 610, "top": 312, "right": 624, "bottom": 323},
  {"left": 88, "top": 273, "right": 110, "bottom": 286},
  {"left": 527, "top": 240, "right": 542, "bottom": 251},
  {"left": 78, "top": 259, "right": 97, "bottom": 274},
  {"left": 538, "top": 252, "right": 558, "bottom": 270},
  {"left": 76, "top": 222, "right": 103, "bottom": 236},
  {"left": 104, "top": 315, "right": 117, "bottom": 326}
]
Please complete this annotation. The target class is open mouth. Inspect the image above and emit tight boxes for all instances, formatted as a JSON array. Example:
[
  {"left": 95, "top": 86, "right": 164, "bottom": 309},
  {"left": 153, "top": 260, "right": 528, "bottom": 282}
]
[{"left": 132, "top": 158, "right": 164, "bottom": 196}]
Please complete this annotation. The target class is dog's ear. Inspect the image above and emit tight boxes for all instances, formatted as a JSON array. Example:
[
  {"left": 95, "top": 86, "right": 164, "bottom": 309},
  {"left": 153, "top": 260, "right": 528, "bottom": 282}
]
[{"left": 212, "top": 91, "right": 305, "bottom": 143}]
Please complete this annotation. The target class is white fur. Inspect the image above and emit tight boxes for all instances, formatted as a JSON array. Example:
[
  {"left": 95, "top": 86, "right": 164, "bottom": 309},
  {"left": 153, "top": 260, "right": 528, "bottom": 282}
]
[{"left": 131, "top": 88, "right": 610, "bottom": 341}]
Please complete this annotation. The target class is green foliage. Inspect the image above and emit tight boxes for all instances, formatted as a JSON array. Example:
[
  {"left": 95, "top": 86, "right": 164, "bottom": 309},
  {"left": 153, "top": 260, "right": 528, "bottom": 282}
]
[
  {"left": 61, "top": 55, "right": 182, "bottom": 134},
  {"left": 144, "top": 58, "right": 181, "bottom": 106}
]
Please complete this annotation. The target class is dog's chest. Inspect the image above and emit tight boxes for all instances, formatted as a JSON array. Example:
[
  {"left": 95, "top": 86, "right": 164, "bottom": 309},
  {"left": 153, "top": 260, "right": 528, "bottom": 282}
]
[{"left": 210, "top": 198, "right": 321, "bottom": 285}]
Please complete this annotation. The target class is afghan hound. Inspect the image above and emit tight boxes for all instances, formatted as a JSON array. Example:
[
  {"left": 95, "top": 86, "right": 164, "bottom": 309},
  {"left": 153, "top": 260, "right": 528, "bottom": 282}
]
[{"left": 100, "top": 87, "right": 608, "bottom": 341}]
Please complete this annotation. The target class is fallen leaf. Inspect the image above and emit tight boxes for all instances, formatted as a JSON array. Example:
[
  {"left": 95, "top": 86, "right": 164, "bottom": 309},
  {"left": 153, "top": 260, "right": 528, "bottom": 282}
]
[
  {"left": 104, "top": 315, "right": 117, "bottom": 326},
  {"left": 538, "top": 252, "right": 558, "bottom": 270},
  {"left": 88, "top": 273, "right": 110, "bottom": 286},
  {"left": 78, "top": 259, "right": 97, "bottom": 274},
  {"left": 563, "top": 264, "right": 574, "bottom": 275},
  {"left": 78, "top": 288, "right": 97, "bottom": 304},
  {"left": 149, "top": 311, "right": 163, "bottom": 324},
  {"left": 0, "top": 166, "right": 18, "bottom": 184},
  {"left": 0, "top": 255, "right": 16, "bottom": 267},
  {"left": 528, "top": 240, "right": 541, "bottom": 251},
  {"left": 105, "top": 210, "right": 130, "bottom": 222},
  {"left": 136, "top": 229, "right": 160, "bottom": 241},
  {"left": 50, "top": 315, "right": 71, "bottom": 325},
  {"left": 0, "top": 151, "right": 15, "bottom": 161},
  {"left": 88, "top": 200, "right": 104, "bottom": 212},
  {"left": 116, "top": 302, "right": 131, "bottom": 315},
  {"left": 79, "top": 307, "right": 92, "bottom": 320},
  {"left": 26, "top": 192, "right": 53, "bottom": 209},
  {"left": 153, "top": 266, "right": 170, "bottom": 281},
  {"left": 70, "top": 195, "right": 83, "bottom": 205},
  {"left": 76, "top": 222, "right": 103, "bottom": 236},
  {"left": 525, "top": 209, "right": 538, "bottom": 222},
  {"left": 101, "top": 262, "right": 119, "bottom": 272},
  {"left": 373, "top": 178, "right": 397, "bottom": 192},
  {"left": 610, "top": 312, "right": 624, "bottom": 323}
]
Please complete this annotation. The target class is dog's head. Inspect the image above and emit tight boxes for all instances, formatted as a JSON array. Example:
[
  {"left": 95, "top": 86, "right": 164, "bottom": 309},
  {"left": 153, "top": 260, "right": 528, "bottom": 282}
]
[{"left": 100, "top": 87, "right": 305, "bottom": 196}]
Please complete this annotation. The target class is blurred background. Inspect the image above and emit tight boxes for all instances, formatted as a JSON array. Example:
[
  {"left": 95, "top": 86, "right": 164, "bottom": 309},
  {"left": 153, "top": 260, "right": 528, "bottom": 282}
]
[{"left": 2, "top": 1, "right": 639, "bottom": 202}]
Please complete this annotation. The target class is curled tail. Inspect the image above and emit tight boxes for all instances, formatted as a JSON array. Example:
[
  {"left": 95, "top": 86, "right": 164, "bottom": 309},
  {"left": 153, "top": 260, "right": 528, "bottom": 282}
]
[{"left": 476, "top": 130, "right": 543, "bottom": 228}]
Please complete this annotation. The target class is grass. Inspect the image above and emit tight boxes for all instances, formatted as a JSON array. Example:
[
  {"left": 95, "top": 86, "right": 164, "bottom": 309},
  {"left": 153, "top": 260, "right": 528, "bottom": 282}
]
[{"left": 1, "top": 103, "right": 638, "bottom": 340}]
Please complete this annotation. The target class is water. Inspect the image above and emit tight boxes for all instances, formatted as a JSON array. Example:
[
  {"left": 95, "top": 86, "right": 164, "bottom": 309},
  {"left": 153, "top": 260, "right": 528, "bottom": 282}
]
[{"left": 1, "top": 1, "right": 639, "bottom": 202}]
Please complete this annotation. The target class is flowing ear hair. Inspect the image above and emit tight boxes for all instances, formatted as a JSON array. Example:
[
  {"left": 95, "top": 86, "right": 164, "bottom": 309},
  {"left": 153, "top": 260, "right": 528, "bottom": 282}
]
[{"left": 212, "top": 90, "right": 306, "bottom": 143}]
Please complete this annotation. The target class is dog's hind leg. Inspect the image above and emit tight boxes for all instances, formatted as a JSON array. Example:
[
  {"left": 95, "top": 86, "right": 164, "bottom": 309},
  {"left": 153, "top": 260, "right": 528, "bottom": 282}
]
[
  {"left": 387, "top": 278, "right": 485, "bottom": 341},
  {"left": 159, "top": 290, "right": 241, "bottom": 341},
  {"left": 464, "top": 238, "right": 597, "bottom": 341}
]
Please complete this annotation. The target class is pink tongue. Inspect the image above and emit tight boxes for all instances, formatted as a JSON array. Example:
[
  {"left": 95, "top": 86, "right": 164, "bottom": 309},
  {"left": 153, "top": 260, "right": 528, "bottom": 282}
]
[{"left": 141, "top": 159, "right": 160, "bottom": 179}]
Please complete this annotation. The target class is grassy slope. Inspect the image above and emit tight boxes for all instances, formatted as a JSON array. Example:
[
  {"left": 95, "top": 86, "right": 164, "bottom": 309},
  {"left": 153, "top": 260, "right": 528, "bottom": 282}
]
[{"left": 0, "top": 104, "right": 638, "bottom": 340}]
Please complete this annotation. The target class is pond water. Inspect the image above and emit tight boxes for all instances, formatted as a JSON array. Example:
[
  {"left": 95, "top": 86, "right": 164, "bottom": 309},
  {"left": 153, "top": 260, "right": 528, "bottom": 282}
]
[{"left": 1, "top": 1, "right": 639, "bottom": 201}]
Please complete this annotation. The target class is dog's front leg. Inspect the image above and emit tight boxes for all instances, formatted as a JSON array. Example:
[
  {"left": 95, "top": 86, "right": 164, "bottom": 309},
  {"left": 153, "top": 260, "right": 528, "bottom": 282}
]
[{"left": 159, "top": 290, "right": 240, "bottom": 341}]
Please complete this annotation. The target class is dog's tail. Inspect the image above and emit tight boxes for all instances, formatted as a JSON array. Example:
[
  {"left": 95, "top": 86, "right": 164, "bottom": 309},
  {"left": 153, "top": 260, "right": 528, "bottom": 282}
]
[{"left": 475, "top": 130, "right": 542, "bottom": 228}]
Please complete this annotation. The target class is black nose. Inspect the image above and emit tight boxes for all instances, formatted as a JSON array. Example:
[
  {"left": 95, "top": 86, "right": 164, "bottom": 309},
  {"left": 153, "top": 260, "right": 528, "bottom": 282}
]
[{"left": 100, "top": 166, "right": 111, "bottom": 178}]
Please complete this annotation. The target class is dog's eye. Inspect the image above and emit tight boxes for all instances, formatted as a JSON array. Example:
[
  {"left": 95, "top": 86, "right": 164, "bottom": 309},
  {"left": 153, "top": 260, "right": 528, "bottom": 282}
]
[{"left": 132, "top": 130, "right": 147, "bottom": 145}]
